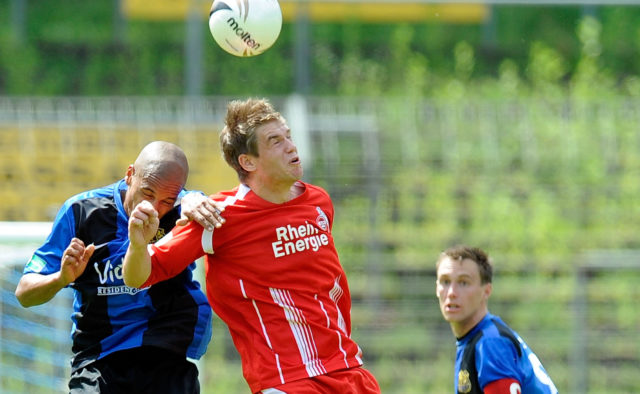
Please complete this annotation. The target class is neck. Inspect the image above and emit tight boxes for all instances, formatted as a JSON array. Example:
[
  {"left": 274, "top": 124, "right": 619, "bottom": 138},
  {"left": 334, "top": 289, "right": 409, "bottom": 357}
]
[
  {"left": 245, "top": 179, "right": 302, "bottom": 204},
  {"left": 452, "top": 310, "right": 488, "bottom": 338},
  {"left": 121, "top": 189, "right": 132, "bottom": 216}
]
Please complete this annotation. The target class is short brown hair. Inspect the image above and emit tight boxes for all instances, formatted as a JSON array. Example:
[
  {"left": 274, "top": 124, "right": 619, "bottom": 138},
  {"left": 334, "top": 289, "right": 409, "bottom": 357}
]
[
  {"left": 219, "top": 98, "right": 284, "bottom": 181},
  {"left": 436, "top": 245, "right": 493, "bottom": 284}
]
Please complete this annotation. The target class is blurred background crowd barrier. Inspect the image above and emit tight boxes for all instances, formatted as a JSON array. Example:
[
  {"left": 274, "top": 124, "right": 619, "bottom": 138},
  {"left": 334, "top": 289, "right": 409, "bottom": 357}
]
[{"left": 1, "top": 95, "right": 640, "bottom": 393}]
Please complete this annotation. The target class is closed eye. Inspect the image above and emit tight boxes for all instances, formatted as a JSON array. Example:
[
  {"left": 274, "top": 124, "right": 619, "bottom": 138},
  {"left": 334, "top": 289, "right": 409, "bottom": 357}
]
[{"left": 269, "top": 135, "right": 284, "bottom": 146}]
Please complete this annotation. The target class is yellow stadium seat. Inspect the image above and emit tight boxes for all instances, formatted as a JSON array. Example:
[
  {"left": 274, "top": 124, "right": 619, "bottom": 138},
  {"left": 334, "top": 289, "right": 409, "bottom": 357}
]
[
  {"left": 26, "top": 153, "right": 64, "bottom": 186},
  {"left": 0, "top": 127, "right": 21, "bottom": 154}
]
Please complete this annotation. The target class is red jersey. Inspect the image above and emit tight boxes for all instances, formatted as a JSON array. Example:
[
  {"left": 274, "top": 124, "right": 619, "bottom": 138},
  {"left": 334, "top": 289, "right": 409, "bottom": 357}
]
[{"left": 143, "top": 182, "right": 365, "bottom": 393}]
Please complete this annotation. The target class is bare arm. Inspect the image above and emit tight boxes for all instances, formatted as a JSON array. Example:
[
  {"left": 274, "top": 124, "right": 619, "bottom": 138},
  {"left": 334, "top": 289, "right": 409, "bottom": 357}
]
[
  {"left": 15, "top": 238, "right": 94, "bottom": 307},
  {"left": 122, "top": 200, "right": 158, "bottom": 288},
  {"left": 15, "top": 272, "right": 68, "bottom": 307}
]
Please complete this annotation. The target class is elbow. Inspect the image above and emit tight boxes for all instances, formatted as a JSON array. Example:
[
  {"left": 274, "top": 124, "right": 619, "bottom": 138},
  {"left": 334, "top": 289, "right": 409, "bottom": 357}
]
[
  {"left": 122, "top": 274, "right": 133, "bottom": 288},
  {"left": 122, "top": 264, "right": 147, "bottom": 289},
  {"left": 122, "top": 269, "right": 144, "bottom": 288},
  {"left": 14, "top": 288, "right": 33, "bottom": 308},
  {"left": 123, "top": 278, "right": 144, "bottom": 289}
]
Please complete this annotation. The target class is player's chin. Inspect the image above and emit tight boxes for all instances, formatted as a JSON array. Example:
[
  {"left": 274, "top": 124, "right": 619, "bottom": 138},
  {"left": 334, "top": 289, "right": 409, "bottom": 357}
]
[
  {"left": 442, "top": 309, "right": 462, "bottom": 320},
  {"left": 289, "top": 166, "right": 303, "bottom": 180}
]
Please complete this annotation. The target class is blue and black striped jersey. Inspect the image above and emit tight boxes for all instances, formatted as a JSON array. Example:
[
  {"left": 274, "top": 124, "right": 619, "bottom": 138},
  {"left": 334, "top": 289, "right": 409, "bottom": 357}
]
[
  {"left": 24, "top": 179, "right": 212, "bottom": 372},
  {"left": 455, "top": 313, "right": 557, "bottom": 394}
]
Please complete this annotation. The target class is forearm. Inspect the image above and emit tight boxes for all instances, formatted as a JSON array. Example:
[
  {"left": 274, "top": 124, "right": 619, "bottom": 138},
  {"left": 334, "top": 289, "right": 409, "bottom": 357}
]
[
  {"left": 122, "top": 244, "right": 152, "bottom": 288},
  {"left": 14, "top": 272, "right": 66, "bottom": 307}
]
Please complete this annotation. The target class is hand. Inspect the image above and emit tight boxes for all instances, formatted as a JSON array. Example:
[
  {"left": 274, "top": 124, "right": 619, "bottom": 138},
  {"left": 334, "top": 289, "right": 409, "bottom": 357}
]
[
  {"left": 128, "top": 200, "right": 160, "bottom": 247},
  {"left": 59, "top": 238, "right": 95, "bottom": 286},
  {"left": 177, "top": 193, "right": 225, "bottom": 231}
]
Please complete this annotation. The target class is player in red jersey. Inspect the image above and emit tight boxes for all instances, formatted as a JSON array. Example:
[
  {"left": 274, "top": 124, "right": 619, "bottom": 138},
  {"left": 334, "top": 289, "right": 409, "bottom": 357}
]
[{"left": 123, "top": 98, "right": 381, "bottom": 394}]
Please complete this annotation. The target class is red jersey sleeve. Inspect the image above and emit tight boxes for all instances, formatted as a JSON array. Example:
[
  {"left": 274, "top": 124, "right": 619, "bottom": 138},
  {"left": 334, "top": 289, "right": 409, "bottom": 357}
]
[
  {"left": 142, "top": 221, "right": 207, "bottom": 287},
  {"left": 484, "top": 378, "right": 521, "bottom": 394}
]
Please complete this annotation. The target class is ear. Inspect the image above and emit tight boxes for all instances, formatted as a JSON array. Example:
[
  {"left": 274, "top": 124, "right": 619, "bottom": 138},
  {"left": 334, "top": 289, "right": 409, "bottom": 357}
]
[
  {"left": 483, "top": 282, "right": 492, "bottom": 301},
  {"left": 238, "top": 154, "right": 256, "bottom": 173},
  {"left": 124, "top": 165, "right": 135, "bottom": 185}
]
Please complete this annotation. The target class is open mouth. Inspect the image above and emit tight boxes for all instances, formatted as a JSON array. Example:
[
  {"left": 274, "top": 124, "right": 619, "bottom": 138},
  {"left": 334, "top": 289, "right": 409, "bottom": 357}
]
[
  {"left": 290, "top": 156, "right": 300, "bottom": 164},
  {"left": 445, "top": 303, "right": 460, "bottom": 312}
]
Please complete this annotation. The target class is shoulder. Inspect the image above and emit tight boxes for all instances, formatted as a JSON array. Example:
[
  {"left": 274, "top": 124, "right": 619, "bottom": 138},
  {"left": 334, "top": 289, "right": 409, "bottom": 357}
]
[
  {"left": 475, "top": 318, "right": 522, "bottom": 361},
  {"left": 70, "top": 187, "right": 118, "bottom": 214},
  {"left": 208, "top": 185, "right": 247, "bottom": 204},
  {"left": 476, "top": 335, "right": 519, "bottom": 358},
  {"left": 62, "top": 183, "right": 116, "bottom": 211},
  {"left": 70, "top": 182, "right": 116, "bottom": 203},
  {"left": 299, "top": 182, "right": 332, "bottom": 209},
  {"left": 303, "top": 182, "right": 330, "bottom": 198},
  {"left": 487, "top": 316, "right": 521, "bottom": 353},
  {"left": 50, "top": 183, "right": 115, "bottom": 224}
]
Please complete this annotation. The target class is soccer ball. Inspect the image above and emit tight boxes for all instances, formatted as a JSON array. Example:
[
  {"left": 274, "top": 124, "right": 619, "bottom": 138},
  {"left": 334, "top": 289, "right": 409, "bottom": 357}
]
[{"left": 208, "top": 0, "right": 283, "bottom": 57}]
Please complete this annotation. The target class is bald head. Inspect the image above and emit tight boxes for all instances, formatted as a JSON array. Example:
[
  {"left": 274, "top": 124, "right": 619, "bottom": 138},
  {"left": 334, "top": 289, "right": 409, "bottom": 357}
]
[
  {"left": 134, "top": 141, "right": 189, "bottom": 186},
  {"left": 122, "top": 141, "right": 190, "bottom": 218}
]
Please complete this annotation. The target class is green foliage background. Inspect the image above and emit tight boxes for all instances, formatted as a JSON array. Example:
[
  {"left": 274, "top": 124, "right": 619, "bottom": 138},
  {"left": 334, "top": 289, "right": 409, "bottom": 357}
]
[{"left": 2, "top": 3, "right": 640, "bottom": 97}]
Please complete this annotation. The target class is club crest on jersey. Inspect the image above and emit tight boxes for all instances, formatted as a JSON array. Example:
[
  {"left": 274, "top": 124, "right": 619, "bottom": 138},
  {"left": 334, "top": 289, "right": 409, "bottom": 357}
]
[
  {"left": 151, "top": 228, "right": 166, "bottom": 244},
  {"left": 458, "top": 370, "right": 472, "bottom": 393},
  {"left": 315, "top": 206, "right": 329, "bottom": 231}
]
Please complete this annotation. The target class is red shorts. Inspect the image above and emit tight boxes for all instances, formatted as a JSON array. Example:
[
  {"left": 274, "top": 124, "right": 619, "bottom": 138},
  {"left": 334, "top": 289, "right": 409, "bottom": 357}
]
[{"left": 259, "top": 367, "right": 380, "bottom": 394}]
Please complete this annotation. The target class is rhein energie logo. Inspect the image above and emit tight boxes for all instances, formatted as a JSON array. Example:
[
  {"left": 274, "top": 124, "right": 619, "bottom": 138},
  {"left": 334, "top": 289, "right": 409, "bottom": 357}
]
[
  {"left": 226, "top": 17, "right": 261, "bottom": 50},
  {"left": 272, "top": 222, "right": 329, "bottom": 258}
]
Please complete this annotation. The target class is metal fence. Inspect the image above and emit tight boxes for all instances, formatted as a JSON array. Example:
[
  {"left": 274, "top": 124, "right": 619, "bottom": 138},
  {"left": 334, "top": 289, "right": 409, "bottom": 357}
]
[
  {"left": 0, "top": 222, "right": 71, "bottom": 393},
  {"left": 1, "top": 95, "right": 640, "bottom": 393}
]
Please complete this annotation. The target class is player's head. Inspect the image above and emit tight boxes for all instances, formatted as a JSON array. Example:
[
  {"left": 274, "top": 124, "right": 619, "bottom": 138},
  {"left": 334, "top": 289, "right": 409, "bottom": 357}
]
[
  {"left": 435, "top": 245, "right": 493, "bottom": 337},
  {"left": 220, "top": 98, "right": 301, "bottom": 183},
  {"left": 123, "top": 141, "right": 189, "bottom": 219}
]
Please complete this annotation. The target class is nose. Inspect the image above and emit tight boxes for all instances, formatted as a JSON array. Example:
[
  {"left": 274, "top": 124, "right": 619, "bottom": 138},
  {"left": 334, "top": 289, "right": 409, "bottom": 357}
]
[
  {"left": 445, "top": 284, "right": 457, "bottom": 298},
  {"left": 146, "top": 198, "right": 162, "bottom": 213},
  {"left": 285, "top": 137, "right": 297, "bottom": 152}
]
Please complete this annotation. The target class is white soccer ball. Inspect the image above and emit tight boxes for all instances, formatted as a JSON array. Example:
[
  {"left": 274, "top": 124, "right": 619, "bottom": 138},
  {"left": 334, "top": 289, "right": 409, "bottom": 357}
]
[{"left": 208, "top": 0, "right": 283, "bottom": 57}]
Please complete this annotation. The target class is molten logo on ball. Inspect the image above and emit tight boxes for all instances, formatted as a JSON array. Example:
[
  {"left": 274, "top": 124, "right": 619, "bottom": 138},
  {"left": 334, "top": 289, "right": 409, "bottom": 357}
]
[
  {"left": 209, "top": 0, "right": 282, "bottom": 57},
  {"left": 226, "top": 17, "right": 261, "bottom": 51}
]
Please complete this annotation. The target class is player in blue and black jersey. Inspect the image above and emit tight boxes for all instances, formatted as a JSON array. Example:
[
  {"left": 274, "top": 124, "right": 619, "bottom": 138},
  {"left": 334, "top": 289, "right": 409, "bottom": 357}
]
[
  {"left": 15, "top": 141, "right": 225, "bottom": 393},
  {"left": 436, "top": 246, "right": 558, "bottom": 394}
]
